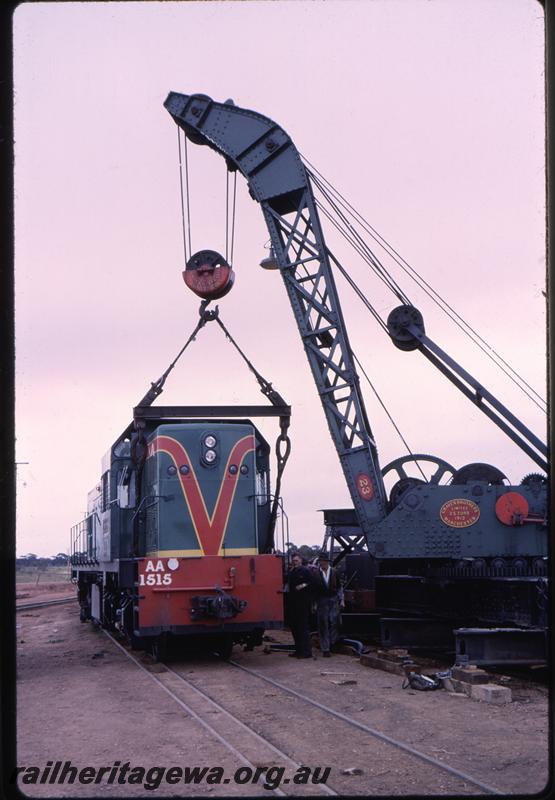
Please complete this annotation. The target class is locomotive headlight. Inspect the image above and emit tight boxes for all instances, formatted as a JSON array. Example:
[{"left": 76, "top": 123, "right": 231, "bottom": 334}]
[
  {"left": 204, "top": 449, "right": 217, "bottom": 463},
  {"left": 204, "top": 435, "right": 217, "bottom": 448}
]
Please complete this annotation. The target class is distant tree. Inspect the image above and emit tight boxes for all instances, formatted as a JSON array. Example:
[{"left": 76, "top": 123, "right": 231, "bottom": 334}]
[
  {"left": 16, "top": 553, "right": 38, "bottom": 567},
  {"left": 51, "top": 553, "right": 69, "bottom": 566}
]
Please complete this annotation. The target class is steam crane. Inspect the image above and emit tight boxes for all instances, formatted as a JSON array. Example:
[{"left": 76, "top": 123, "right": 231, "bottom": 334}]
[{"left": 164, "top": 92, "right": 547, "bottom": 664}]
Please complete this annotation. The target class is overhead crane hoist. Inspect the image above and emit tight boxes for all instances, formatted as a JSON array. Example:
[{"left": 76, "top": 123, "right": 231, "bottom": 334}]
[{"left": 163, "top": 91, "right": 548, "bottom": 665}]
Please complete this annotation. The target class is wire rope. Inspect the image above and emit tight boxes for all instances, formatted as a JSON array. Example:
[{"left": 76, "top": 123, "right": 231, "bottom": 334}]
[
  {"left": 225, "top": 170, "right": 237, "bottom": 265},
  {"left": 351, "top": 352, "right": 428, "bottom": 481},
  {"left": 177, "top": 127, "right": 188, "bottom": 264},
  {"left": 326, "top": 247, "right": 389, "bottom": 334},
  {"left": 317, "top": 202, "right": 400, "bottom": 323},
  {"left": 225, "top": 169, "right": 229, "bottom": 262},
  {"left": 311, "top": 172, "right": 410, "bottom": 305},
  {"left": 183, "top": 134, "right": 193, "bottom": 257},
  {"left": 311, "top": 159, "right": 547, "bottom": 410},
  {"left": 303, "top": 155, "right": 546, "bottom": 411},
  {"left": 320, "top": 230, "right": 427, "bottom": 476},
  {"left": 230, "top": 171, "right": 237, "bottom": 265}
]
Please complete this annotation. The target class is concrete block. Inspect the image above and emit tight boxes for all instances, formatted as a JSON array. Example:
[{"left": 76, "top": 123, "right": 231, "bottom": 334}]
[
  {"left": 452, "top": 666, "right": 489, "bottom": 684},
  {"left": 470, "top": 683, "right": 512, "bottom": 704}
]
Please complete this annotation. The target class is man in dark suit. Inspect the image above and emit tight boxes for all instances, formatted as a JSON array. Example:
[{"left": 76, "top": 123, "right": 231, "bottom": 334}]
[
  {"left": 285, "top": 553, "right": 315, "bottom": 659},
  {"left": 314, "top": 552, "right": 343, "bottom": 657}
]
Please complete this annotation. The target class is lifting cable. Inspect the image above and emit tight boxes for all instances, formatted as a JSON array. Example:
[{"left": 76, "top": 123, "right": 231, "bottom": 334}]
[
  {"left": 177, "top": 128, "right": 193, "bottom": 262},
  {"left": 311, "top": 171, "right": 410, "bottom": 306},
  {"left": 351, "top": 352, "right": 428, "bottom": 482},
  {"left": 326, "top": 249, "right": 389, "bottom": 335},
  {"left": 178, "top": 124, "right": 239, "bottom": 270},
  {"left": 225, "top": 169, "right": 238, "bottom": 265},
  {"left": 136, "top": 302, "right": 215, "bottom": 408},
  {"left": 177, "top": 127, "right": 188, "bottom": 263},
  {"left": 318, "top": 199, "right": 405, "bottom": 311},
  {"left": 286, "top": 214, "right": 423, "bottom": 477},
  {"left": 302, "top": 155, "right": 546, "bottom": 411},
  {"left": 211, "top": 313, "right": 291, "bottom": 551}
]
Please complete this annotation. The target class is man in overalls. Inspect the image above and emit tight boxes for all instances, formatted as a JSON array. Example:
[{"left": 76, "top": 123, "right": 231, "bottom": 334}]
[
  {"left": 285, "top": 553, "right": 315, "bottom": 659},
  {"left": 315, "top": 552, "right": 343, "bottom": 657}
]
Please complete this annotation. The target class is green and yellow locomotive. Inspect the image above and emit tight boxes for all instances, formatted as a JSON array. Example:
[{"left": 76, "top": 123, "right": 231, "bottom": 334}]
[{"left": 70, "top": 410, "right": 284, "bottom": 659}]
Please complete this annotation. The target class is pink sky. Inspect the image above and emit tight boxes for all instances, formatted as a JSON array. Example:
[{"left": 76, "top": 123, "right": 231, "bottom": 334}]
[{"left": 14, "top": 0, "right": 546, "bottom": 556}]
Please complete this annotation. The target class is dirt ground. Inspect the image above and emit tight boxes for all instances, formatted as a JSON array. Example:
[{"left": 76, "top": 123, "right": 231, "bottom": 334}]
[
  {"left": 16, "top": 582, "right": 75, "bottom": 604},
  {"left": 15, "top": 604, "right": 550, "bottom": 797}
]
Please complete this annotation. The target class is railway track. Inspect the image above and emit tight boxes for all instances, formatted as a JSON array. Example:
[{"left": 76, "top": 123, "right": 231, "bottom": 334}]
[
  {"left": 103, "top": 631, "right": 503, "bottom": 796},
  {"left": 225, "top": 659, "right": 503, "bottom": 794},
  {"left": 104, "top": 631, "right": 335, "bottom": 797},
  {"left": 16, "top": 596, "right": 76, "bottom": 612}
]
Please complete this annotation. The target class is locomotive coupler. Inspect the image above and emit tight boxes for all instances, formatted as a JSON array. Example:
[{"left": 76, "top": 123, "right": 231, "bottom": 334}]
[{"left": 190, "top": 589, "right": 247, "bottom": 621}]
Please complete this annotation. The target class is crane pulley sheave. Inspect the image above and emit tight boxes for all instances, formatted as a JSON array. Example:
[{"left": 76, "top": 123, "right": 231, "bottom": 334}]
[{"left": 164, "top": 91, "right": 388, "bottom": 539}]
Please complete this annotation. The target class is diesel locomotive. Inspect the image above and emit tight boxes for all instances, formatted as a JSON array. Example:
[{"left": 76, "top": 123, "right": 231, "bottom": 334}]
[{"left": 70, "top": 410, "right": 284, "bottom": 659}]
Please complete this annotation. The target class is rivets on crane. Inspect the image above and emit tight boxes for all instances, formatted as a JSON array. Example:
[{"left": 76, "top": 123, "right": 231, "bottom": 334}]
[{"left": 265, "top": 139, "right": 277, "bottom": 152}]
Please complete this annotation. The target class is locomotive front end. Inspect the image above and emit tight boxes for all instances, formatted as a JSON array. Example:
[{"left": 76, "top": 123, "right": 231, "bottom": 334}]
[{"left": 135, "top": 421, "right": 283, "bottom": 654}]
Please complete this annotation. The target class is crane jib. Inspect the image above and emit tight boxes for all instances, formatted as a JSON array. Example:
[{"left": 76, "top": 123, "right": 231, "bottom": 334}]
[{"left": 164, "top": 91, "right": 389, "bottom": 538}]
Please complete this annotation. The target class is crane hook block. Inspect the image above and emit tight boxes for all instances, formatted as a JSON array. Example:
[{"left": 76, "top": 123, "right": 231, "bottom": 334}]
[{"left": 183, "top": 250, "right": 235, "bottom": 300}]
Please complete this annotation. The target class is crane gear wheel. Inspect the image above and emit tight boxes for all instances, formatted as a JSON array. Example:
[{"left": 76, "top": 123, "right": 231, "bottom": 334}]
[
  {"left": 382, "top": 453, "right": 456, "bottom": 485},
  {"left": 183, "top": 249, "right": 235, "bottom": 300},
  {"left": 520, "top": 472, "right": 547, "bottom": 487},
  {"left": 387, "top": 305, "right": 425, "bottom": 351},
  {"left": 451, "top": 462, "right": 507, "bottom": 485},
  {"left": 388, "top": 477, "right": 426, "bottom": 509}
]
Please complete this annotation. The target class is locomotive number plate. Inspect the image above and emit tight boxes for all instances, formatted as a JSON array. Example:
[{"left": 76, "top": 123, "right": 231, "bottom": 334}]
[
  {"left": 138, "top": 558, "right": 179, "bottom": 586},
  {"left": 440, "top": 499, "right": 480, "bottom": 528}
]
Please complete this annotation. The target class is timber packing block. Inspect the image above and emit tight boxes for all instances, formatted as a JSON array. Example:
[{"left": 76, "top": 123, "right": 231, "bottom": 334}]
[
  {"left": 376, "top": 648, "right": 410, "bottom": 663},
  {"left": 360, "top": 652, "right": 417, "bottom": 675},
  {"left": 452, "top": 665, "right": 490, "bottom": 684}
]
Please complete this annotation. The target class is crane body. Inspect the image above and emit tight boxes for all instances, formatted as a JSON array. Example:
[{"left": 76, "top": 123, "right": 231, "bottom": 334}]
[{"left": 164, "top": 92, "right": 547, "bottom": 663}]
